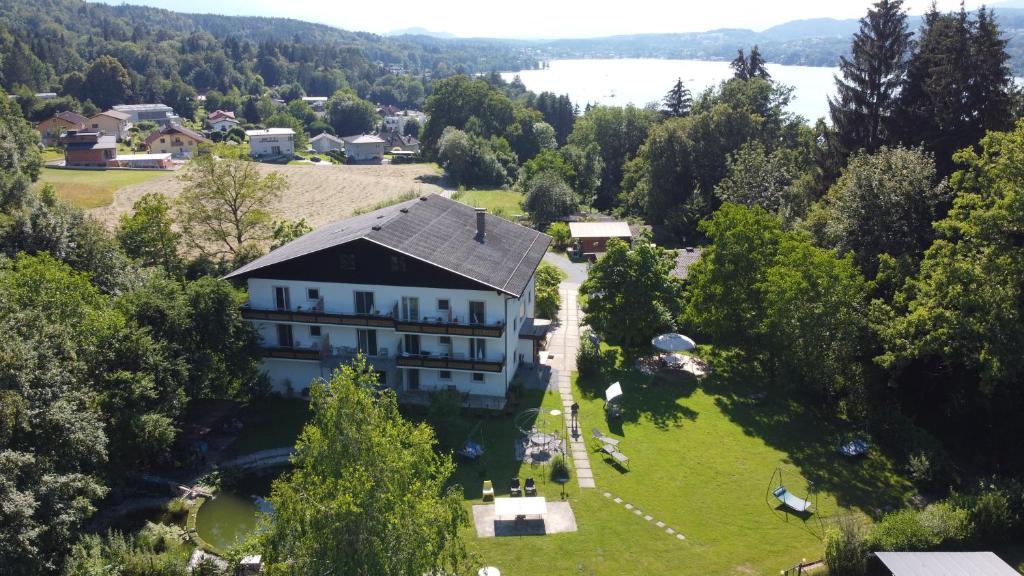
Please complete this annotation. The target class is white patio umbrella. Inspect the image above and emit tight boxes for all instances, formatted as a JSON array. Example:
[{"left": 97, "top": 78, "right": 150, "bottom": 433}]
[
  {"left": 605, "top": 381, "right": 623, "bottom": 404},
  {"left": 651, "top": 333, "right": 697, "bottom": 352}
]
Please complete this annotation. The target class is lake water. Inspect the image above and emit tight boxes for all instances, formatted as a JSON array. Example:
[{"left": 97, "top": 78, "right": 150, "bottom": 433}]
[{"left": 502, "top": 59, "right": 839, "bottom": 122}]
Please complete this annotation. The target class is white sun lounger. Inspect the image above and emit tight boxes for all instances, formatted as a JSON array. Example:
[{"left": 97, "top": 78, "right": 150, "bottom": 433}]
[{"left": 773, "top": 486, "right": 812, "bottom": 512}]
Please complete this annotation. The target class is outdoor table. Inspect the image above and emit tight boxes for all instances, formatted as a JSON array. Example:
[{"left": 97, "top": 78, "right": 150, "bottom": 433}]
[
  {"left": 531, "top": 432, "right": 554, "bottom": 447},
  {"left": 493, "top": 496, "right": 548, "bottom": 519}
]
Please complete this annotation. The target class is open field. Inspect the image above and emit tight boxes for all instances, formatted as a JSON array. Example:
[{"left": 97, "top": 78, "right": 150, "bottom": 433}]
[
  {"left": 37, "top": 167, "right": 174, "bottom": 210},
  {"left": 453, "top": 189, "right": 524, "bottom": 217},
  {"left": 86, "top": 162, "right": 447, "bottom": 228}
]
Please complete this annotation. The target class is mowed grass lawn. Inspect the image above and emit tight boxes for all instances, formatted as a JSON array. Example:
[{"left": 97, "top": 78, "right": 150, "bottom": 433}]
[
  {"left": 36, "top": 166, "right": 173, "bottom": 209},
  {"left": 462, "top": 353, "right": 916, "bottom": 576},
  {"left": 454, "top": 189, "right": 524, "bottom": 217}
]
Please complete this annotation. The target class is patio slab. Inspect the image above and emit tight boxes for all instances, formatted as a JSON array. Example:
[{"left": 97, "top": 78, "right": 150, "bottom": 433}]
[{"left": 472, "top": 501, "right": 578, "bottom": 538}]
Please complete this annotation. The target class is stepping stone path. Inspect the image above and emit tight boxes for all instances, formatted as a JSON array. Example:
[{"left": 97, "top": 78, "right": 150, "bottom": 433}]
[
  {"left": 545, "top": 284, "right": 596, "bottom": 489},
  {"left": 602, "top": 490, "right": 685, "bottom": 541}
]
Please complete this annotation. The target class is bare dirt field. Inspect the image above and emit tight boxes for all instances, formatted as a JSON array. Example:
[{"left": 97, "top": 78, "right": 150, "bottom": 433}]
[{"left": 88, "top": 162, "right": 448, "bottom": 229}]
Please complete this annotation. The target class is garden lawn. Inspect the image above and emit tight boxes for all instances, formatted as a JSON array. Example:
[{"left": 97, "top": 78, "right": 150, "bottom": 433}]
[
  {"left": 223, "top": 398, "right": 311, "bottom": 457},
  {"left": 36, "top": 166, "right": 173, "bottom": 209},
  {"left": 453, "top": 189, "right": 523, "bottom": 217},
  {"left": 460, "top": 359, "right": 916, "bottom": 576}
]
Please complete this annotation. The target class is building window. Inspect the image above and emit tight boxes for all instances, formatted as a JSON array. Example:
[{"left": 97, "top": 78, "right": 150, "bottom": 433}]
[
  {"left": 310, "top": 325, "right": 321, "bottom": 337},
  {"left": 437, "top": 299, "right": 450, "bottom": 313},
  {"left": 472, "top": 372, "right": 485, "bottom": 382},
  {"left": 339, "top": 253, "right": 356, "bottom": 270},
  {"left": 390, "top": 255, "right": 406, "bottom": 272},
  {"left": 307, "top": 288, "right": 320, "bottom": 301},
  {"left": 439, "top": 370, "right": 451, "bottom": 380},
  {"left": 469, "top": 301, "right": 485, "bottom": 324},
  {"left": 357, "top": 329, "right": 377, "bottom": 355},
  {"left": 276, "top": 324, "right": 294, "bottom": 348},
  {"left": 354, "top": 291, "right": 374, "bottom": 314},
  {"left": 160, "top": 138, "right": 165, "bottom": 144}
]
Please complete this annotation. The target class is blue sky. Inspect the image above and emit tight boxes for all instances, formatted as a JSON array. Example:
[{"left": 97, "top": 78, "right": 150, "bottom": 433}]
[{"left": 92, "top": 0, "right": 994, "bottom": 38}]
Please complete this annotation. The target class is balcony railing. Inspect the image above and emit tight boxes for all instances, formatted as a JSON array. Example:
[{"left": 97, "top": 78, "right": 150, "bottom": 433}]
[
  {"left": 395, "top": 342, "right": 505, "bottom": 373},
  {"left": 262, "top": 346, "right": 320, "bottom": 361},
  {"left": 241, "top": 300, "right": 505, "bottom": 338}
]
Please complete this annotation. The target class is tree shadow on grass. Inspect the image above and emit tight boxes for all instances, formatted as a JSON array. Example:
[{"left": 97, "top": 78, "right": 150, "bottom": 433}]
[
  {"left": 576, "top": 365, "right": 699, "bottom": 434},
  {"left": 415, "top": 172, "right": 449, "bottom": 187},
  {"left": 701, "top": 350, "right": 914, "bottom": 520}
]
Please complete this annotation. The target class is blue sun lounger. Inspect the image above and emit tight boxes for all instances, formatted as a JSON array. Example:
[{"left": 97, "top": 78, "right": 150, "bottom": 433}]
[{"left": 773, "top": 486, "right": 813, "bottom": 512}]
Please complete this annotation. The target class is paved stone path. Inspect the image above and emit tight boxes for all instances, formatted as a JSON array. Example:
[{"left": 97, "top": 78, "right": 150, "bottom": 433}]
[
  {"left": 602, "top": 491, "right": 686, "bottom": 541},
  {"left": 543, "top": 282, "right": 596, "bottom": 489}
]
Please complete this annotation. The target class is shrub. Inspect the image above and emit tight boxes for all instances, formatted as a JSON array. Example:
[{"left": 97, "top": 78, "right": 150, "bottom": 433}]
[
  {"left": 547, "top": 221, "right": 571, "bottom": 250},
  {"left": 869, "top": 410, "right": 954, "bottom": 493},
  {"left": 137, "top": 521, "right": 186, "bottom": 553},
  {"left": 824, "top": 517, "right": 869, "bottom": 576},
  {"left": 965, "top": 486, "right": 1017, "bottom": 544},
  {"left": 869, "top": 509, "right": 939, "bottom": 551},
  {"left": 534, "top": 261, "right": 566, "bottom": 320},
  {"left": 577, "top": 330, "right": 603, "bottom": 379},
  {"left": 550, "top": 455, "right": 570, "bottom": 482},
  {"left": 918, "top": 501, "right": 972, "bottom": 546}
]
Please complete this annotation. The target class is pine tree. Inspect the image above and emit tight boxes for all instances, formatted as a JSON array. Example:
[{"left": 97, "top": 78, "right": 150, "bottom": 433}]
[
  {"left": 747, "top": 45, "right": 771, "bottom": 80},
  {"left": 731, "top": 49, "right": 749, "bottom": 80},
  {"left": 662, "top": 77, "right": 692, "bottom": 117},
  {"left": 895, "top": 5, "right": 1011, "bottom": 177},
  {"left": 828, "top": 0, "right": 911, "bottom": 157}
]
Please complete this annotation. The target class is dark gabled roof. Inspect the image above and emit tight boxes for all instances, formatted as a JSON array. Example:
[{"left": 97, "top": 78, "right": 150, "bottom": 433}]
[
  {"left": 47, "top": 111, "right": 88, "bottom": 125},
  {"left": 225, "top": 194, "right": 551, "bottom": 297}
]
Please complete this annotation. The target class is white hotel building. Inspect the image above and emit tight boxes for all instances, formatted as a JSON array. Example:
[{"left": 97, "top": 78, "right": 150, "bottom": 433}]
[{"left": 225, "top": 194, "right": 551, "bottom": 407}]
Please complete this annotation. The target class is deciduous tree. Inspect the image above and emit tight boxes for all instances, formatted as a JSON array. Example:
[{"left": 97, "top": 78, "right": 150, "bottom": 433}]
[
  {"left": 524, "top": 171, "right": 575, "bottom": 228},
  {"left": 117, "top": 193, "right": 182, "bottom": 272}
]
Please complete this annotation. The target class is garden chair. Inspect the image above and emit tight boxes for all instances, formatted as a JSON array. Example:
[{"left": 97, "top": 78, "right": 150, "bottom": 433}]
[
  {"left": 482, "top": 480, "right": 494, "bottom": 502},
  {"left": 509, "top": 478, "right": 522, "bottom": 497},
  {"left": 524, "top": 477, "right": 537, "bottom": 496}
]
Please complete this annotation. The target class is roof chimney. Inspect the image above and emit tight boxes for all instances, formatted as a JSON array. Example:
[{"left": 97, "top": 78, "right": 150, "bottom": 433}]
[{"left": 475, "top": 208, "right": 486, "bottom": 242}]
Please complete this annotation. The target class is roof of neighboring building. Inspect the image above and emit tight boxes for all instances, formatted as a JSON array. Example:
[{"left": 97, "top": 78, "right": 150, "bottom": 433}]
[
  {"left": 310, "top": 132, "right": 343, "bottom": 143},
  {"left": 92, "top": 110, "right": 131, "bottom": 121},
  {"left": 45, "top": 111, "right": 88, "bottom": 125},
  {"left": 568, "top": 221, "right": 633, "bottom": 239},
  {"left": 245, "top": 128, "right": 295, "bottom": 137},
  {"left": 65, "top": 134, "right": 116, "bottom": 150},
  {"left": 113, "top": 103, "right": 173, "bottom": 112},
  {"left": 115, "top": 153, "right": 172, "bottom": 161},
  {"left": 225, "top": 193, "right": 551, "bottom": 297},
  {"left": 301, "top": 96, "right": 328, "bottom": 102},
  {"left": 378, "top": 130, "right": 419, "bottom": 148},
  {"left": 143, "top": 124, "right": 210, "bottom": 146},
  {"left": 673, "top": 247, "right": 703, "bottom": 280},
  {"left": 342, "top": 134, "right": 385, "bottom": 144},
  {"left": 207, "top": 110, "right": 235, "bottom": 120},
  {"left": 210, "top": 117, "right": 239, "bottom": 125},
  {"left": 874, "top": 552, "right": 1019, "bottom": 576}
]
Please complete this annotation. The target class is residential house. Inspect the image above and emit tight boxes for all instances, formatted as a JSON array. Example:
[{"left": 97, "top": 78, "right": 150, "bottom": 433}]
[
  {"left": 36, "top": 111, "right": 88, "bottom": 146},
  {"left": 60, "top": 131, "right": 116, "bottom": 167},
  {"left": 246, "top": 128, "right": 295, "bottom": 157},
  {"left": 342, "top": 134, "right": 385, "bottom": 163},
  {"left": 143, "top": 124, "right": 210, "bottom": 158},
  {"left": 309, "top": 132, "right": 344, "bottom": 153},
  {"left": 107, "top": 153, "right": 173, "bottom": 170},
  {"left": 87, "top": 110, "right": 132, "bottom": 141},
  {"left": 300, "top": 96, "right": 329, "bottom": 114},
  {"left": 382, "top": 109, "right": 426, "bottom": 134},
  {"left": 207, "top": 110, "right": 235, "bottom": 122},
  {"left": 568, "top": 221, "right": 633, "bottom": 256},
  {"left": 378, "top": 129, "right": 420, "bottom": 154},
  {"left": 113, "top": 103, "right": 181, "bottom": 126},
  {"left": 224, "top": 194, "right": 551, "bottom": 406}
]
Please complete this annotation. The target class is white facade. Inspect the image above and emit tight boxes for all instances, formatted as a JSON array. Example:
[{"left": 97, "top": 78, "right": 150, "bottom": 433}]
[
  {"left": 342, "top": 134, "right": 385, "bottom": 162},
  {"left": 383, "top": 111, "right": 426, "bottom": 134},
  {"left": 210, "top": 118, "right": 239, "bottom": 132},
  {"left": 309, "top": 133, "right": 343, "bottom": 153},
  {"left": 246, "top": 128, "right": 295, "bottom": 157},
  {"left": 244, "top": 274, "right": 538, "bottom": 400}
]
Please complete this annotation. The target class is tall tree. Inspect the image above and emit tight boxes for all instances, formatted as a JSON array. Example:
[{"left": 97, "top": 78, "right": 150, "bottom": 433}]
[
  {"left": 117, "top": 193, "right": 182, "bottom": 272},
  {"left": 524, "top": 171, "right": 576, "bottom": 228},
  {"left": 662, "top": 77, "right": 692, "bottom": 118},
  {"left": 82, "top": 56, "right": 131, "bottom": 110},
  {"left": 580, "top": 236, "right": 680, "bottom": 356},
  {"left": 894, "top": 5, "right": 1012, "bottom": 176},
  {"left": 730, "top": 49, "right": 749, "bottom": 80},
  {"left": 176, "top": 147, "right": 287, "bottom": 259},
  {"left": 747, "top": 45, "right": 771, "bottom": 80},
  {"left": 828, "top": 0, "right": 912, "bottom": 157},
  {"left": 260, "top": 358, "right": 469, "bottom": 575},
  {"left": 326, "top": 90, "right": 378, "bottom": 137}
]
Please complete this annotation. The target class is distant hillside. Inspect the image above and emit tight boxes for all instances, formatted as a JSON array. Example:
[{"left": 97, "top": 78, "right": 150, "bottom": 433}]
[{"left": 387, "top": 27, "right": 458, "bottom": 39}]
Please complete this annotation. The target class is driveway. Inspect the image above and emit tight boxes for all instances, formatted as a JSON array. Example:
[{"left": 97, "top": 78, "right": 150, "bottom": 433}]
[{"left": 543, "top": 251, "right": 588, "bottom": 284}]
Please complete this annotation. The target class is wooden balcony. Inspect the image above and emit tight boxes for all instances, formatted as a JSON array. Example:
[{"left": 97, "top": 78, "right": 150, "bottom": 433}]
[
  {"left": 262, "top": 346, "right": 320, "bottom": 361},
  {"left": 396, "top": 352, "right": 505, "bottom": 373},
  {"left": 241, "top": 304, "right": 504, "bottom": 337}
]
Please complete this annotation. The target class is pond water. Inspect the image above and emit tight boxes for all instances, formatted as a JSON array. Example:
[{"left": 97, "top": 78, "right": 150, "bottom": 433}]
[
  {"left": 195, "top": 471, "right": 279, "bottom": 551},
  {"left": 501, "top": 58, "right": 840, "bottom": 122}
]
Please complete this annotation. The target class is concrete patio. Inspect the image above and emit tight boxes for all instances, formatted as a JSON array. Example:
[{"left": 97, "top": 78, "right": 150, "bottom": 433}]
[{"left": 472, "top": 501, "right": 578, "bottom": 538}]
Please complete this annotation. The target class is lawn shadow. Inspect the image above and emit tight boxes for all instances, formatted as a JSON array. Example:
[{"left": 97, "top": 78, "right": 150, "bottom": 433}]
[
  {"left": 702, "top": 350, "right": 914, "bottom": 520},
  {"left": 415, "top": 172, "right": 449, "bottom": 187},
  {"left": 577, "top": 365, "right": 699, "bottom": 434},
  {"left": 446, "top": 389, "right": 557, "bottom": 500}
]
